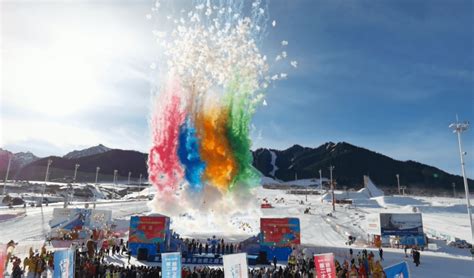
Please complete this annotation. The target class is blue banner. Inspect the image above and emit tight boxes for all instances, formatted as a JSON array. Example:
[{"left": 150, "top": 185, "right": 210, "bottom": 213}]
[
  {"left": 54, "top": 248, "right": 75, "bottom": 278},
  {"left": 162, "top": 252, "right": 181, "bottom": 278},
  {"left": 384, "top": 261, "right": 410, "bottom": 278}
]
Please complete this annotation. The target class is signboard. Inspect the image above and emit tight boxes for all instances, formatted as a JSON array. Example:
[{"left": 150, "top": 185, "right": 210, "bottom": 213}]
[
  {"left": 380, "top": 213, "right": 423, "bottom": 236},
  {"left": 223, "top": 253, "right": 249, "bottom": 278},
  {"left": 384, "top": 261, "right": 410, "bottom": 278},
  {"left": 366, "top": 214, "right": 381, "bottom": 235},
  {"left": 129, "top": 216, "right": 168, "bottom": 243},
  {"left": 0, "top": 244, "right": 6, "bottom": 278},
  {"left": 50, "top": 208, "right": 111, "bottom": 231},
  {"left": 161, "top": 252, "right": 181, "bottom": 278},
  {"left": 260, "top": 218, "right": 300, "bottom": 247},
  {"left": 54, "top": 248, "right": 75, "bottom": 278},
  {"left": 314, "top": 253, "right": 336, "bottom": 278}
]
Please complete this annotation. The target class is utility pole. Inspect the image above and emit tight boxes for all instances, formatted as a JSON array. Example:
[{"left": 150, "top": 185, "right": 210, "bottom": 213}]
[
  {"left": 396, "top": 174, "right": 401, "bottom": 195},
  {"left": 40, "top": 159, "right": 53, "bottom": 206},
  {"left": 3, "top": 154, "right": 12, "bottom": 196},
  {"left": 329, "top": 165, "right": 335, "bottom": 212},
  {"left": 95, "top": 167, "right": 100, "bottom": 184},
  {"left": 73, "top": 164, "right": 80, "bottom": 183},
  {"left": 449, "top": 118, "right": 473, "bottom": 245},
  {"left": 452, "top": 183, "right": 457, "bottom": 198}
]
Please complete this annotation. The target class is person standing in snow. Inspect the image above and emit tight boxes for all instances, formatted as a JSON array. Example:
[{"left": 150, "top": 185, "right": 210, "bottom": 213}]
[
  {"left": 371, "top": 260, "right": 384, "bottom": 278},
  {"left": 413, "top": 250, "right": 421, "bottom": 267}
]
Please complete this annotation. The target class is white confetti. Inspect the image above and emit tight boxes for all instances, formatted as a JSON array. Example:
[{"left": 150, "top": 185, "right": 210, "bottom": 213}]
[
  {"left": 290, "top": 61, "right": 298, "bottom": 68},
  {"left": 263, "top": 99, "right": 268, "bottom": 106},
  {"left": 272, "top": 20, "right": 276, "bottom": 27},
  {"left": 146, "top": 14, "right": 152, "bottom": 20},
  {"left": 281, "top": 40, "right": 288, "bottom": 46}
]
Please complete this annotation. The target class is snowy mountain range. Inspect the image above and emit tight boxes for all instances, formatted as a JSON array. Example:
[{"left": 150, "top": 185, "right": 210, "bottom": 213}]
[
  {"left": 63, "top": 144, "right": 111, "bottom": 159},
  {"left": 0, "top": 148, "right": 39, "bottom": 169},
  {"left": 0, "top": 142, "right": 471, "bottom": 193}
]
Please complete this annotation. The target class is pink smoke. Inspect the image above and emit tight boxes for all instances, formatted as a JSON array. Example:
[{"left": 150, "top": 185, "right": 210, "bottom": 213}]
[{"left": 148, "top": 79, "right": 185, "bottom": 193}]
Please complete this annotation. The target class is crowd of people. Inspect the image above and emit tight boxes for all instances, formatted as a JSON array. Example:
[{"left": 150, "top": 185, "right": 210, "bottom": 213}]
[
  {"left": 174, "top": 235, "right": 241, "bottom": 257},
  {"left": 5, "top": 235, "right": 426, "bottom": 278}
]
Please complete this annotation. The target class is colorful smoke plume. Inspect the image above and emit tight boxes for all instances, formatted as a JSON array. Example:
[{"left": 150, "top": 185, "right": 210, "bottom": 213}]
[{"left": 146, "top": 0, "right": 295, "bottom": 229}]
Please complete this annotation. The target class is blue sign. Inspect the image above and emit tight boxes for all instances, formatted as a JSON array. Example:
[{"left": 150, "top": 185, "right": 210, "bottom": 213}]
[
  {"left": 54, "top": 248, "right": 75, "bottom": 278},
  {"left": 384, "top": 261, "right": 410, "bottom": 278},
  {"left": 161, "top": 252, "right": 181, "bottom": 278}
]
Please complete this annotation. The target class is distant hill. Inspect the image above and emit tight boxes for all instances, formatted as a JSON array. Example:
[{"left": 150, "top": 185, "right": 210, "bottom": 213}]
[
  {"left": 63, "top": 144, "right": 111, "bottom": 159},
  {"left": 0, "top": 149, "right": 40, "bottom": 178},
  {"left": 252, "top": 142, "right": 472, "bottom": 193},
  {"left": 1, "top": 142, "right": 471, "bottom": 193},
  {"left": 15, "top": 149, "right": 148, "bottom": 183}
]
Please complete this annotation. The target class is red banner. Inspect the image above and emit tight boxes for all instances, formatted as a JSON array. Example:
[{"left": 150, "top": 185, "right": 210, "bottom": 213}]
[
  {"left": 0, "top": 244, "right": 6, "bottom": 278},
  {"left": 314, "top": 253, "right": 336, "bottom": 278}
]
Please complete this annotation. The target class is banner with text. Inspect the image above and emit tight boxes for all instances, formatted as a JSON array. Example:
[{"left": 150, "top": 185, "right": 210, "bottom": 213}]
[
  {"left": 161, "top": 252, "right": 181, "bottom": 278},
  {"left": 223, "top": 253, "right": 249, "bottom": 278},
  {"left": 260, "top": 218, "right": 301, "bottom": 247},
  {"left": 384, "top": 261, "right": 410, "bottom": 278},
  {"left": 54, "top": 248, "right": 75, "bottom": 278},
  {"left": 129, "top": 216, "right": 169, "bottom": 243},
  {"left": 314, "top": 253, "right": 336, "bottom": 278}
]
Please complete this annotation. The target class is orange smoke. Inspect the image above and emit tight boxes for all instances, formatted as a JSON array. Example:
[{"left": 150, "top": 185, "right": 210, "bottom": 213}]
[{"left": 196, "top": 106, "right": 237, "bottom": 192}]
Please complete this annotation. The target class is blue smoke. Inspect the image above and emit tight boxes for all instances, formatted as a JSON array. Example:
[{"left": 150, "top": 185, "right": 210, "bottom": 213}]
[{"left": 178, "top": 118, "right": 206, "bottom": 191}]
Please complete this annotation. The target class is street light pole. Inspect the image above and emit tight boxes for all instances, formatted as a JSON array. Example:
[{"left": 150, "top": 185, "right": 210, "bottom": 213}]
[
  {"left": 329, "top": 165, "right": 335, "bottom": 212},
  {"left": 396, "top": 174, "right": 401, "bottom": 195},
  {"left": 452, "top": 183, "right": 457, "bottom": 198},
  {"left": 128, "top": 171, "right": 131, "bottom": 185},
  {"left": 113, "top": 170, "right": 118, "bottom": 184},
  {"left": 40, "top": 159, "right": 53, "bottom": 206},
  {"left": 95, "top": 167, "right": 100, "bottom": 184},
  {"left": 449, "top": 119, "right": 473, "bottom": 244},
  {"left": 139, "top": 174, "right": 142, "bottom": 189},
  {"left": 3, "top": 154, "right": 12, "bottom": 196},
  {"left": 73, "top": 164, "right": 80, "bottom": 183}
]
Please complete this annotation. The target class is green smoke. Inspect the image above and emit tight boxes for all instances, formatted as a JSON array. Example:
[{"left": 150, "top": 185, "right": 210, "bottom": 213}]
[{"left": 225, "top": 75, "right": 261, "bottom": 190}]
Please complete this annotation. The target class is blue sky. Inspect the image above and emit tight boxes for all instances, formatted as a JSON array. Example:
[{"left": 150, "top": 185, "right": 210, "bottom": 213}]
[{"left": 1, "top": 0, "right": 473, "bottom": 176}]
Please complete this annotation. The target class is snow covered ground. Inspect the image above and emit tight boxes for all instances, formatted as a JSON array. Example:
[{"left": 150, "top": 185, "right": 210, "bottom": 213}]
[{"left": 1, "top": 184, "right": 473, "bottom": 277}]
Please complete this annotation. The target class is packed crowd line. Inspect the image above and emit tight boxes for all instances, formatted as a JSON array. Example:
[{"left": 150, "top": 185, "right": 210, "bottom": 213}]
[{"left": 4, "top": 236, "right": 423, "bottom": 278}]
